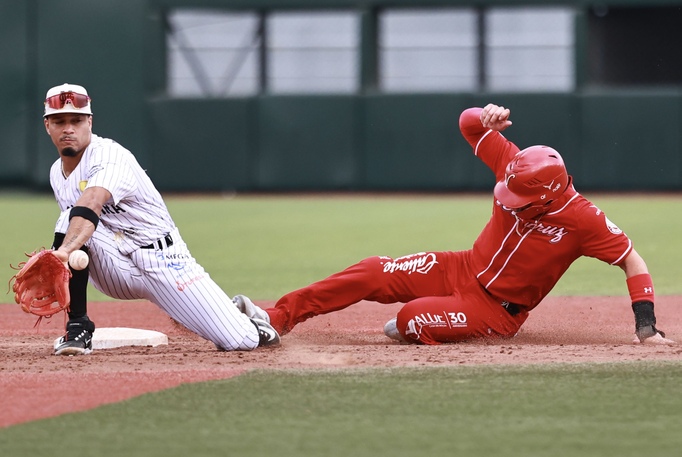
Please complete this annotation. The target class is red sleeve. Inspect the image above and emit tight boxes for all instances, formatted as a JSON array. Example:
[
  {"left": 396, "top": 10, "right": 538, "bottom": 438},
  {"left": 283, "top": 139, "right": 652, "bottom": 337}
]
[
  {"left": 459, "top": 107, "right": 521, "bottom": 180},
  {"left": 575, "top": 200, "right": 633, "bottom": 265}
]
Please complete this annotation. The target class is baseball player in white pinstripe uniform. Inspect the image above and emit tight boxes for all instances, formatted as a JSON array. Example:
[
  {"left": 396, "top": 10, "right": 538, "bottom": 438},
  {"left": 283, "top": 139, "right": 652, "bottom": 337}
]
[{"left": 43, "top": 83, "right": 279, "bottom": 355}]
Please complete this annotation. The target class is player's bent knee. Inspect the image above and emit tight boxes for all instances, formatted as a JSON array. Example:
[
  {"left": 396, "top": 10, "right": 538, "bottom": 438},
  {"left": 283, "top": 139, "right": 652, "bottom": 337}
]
[
  {"left": 397, "top": 299, "right": 476, "bottom": 345},
  {"left": 396, "top": 306, "right": 434, "bottom": 345}
]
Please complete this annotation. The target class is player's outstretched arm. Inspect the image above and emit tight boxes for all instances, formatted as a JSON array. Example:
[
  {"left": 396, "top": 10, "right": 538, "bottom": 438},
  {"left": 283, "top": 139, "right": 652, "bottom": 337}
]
[
  {"left": 621, "top": 250, "right": 675, "bottom": 345},
  {"left": 54, "top": 186, "right": 112, "bottom": 262}
]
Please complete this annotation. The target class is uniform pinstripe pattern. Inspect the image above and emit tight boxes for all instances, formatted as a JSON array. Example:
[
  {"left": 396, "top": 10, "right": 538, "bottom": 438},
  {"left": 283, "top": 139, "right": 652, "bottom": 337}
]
[{"left": 50, "top": 135, "right": 260, "bottom": 350}]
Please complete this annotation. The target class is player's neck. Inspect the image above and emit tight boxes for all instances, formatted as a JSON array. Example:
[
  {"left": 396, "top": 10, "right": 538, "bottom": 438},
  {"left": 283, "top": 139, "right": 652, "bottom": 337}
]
[{"left": 60, "top": 154, "right": 82, "bottom": 178}]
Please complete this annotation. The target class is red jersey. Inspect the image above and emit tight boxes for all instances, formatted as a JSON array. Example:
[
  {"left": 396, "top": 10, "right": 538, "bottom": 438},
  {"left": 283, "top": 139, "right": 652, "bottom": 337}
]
[{"left": 459, "top": 107, "right": 633, "bottom": 309}]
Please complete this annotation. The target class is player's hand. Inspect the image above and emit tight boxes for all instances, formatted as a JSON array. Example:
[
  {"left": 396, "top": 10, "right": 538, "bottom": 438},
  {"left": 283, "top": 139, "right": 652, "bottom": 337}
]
[
  {"left": 480, "top": 104, "right": 512, "bottom": 132},
  {"left": 52, "top": 249, "right": 69, "bottom": 266}
]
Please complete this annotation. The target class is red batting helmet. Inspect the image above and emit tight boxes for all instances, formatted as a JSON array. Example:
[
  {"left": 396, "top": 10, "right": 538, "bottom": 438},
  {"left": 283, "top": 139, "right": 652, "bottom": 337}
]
[{"left": 493, "top": 145, "right": 569, "bottom": 218}]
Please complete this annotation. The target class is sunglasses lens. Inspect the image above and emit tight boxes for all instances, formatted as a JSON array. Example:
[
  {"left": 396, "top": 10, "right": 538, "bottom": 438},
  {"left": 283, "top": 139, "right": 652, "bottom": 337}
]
[
  {"left": 45, "top": 95, "right": 63, "bottom": 109},
  {"left": 70, "top": 93, "right": 90, "bottom": 108},
  {"left": 45, "top": 92, "right": 90, "bottom": 109}
]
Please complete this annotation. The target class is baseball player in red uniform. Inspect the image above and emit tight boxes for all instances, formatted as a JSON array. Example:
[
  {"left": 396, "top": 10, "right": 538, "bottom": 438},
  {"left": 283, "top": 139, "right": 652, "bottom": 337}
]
[{"left": 236, "top": 103, "right": 674, "bottom": 345}]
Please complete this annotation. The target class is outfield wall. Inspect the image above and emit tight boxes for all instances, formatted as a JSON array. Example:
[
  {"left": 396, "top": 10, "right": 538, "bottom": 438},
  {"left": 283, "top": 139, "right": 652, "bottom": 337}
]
[{"left": 2, "top": 0, "right": 681, "bottom": 192}]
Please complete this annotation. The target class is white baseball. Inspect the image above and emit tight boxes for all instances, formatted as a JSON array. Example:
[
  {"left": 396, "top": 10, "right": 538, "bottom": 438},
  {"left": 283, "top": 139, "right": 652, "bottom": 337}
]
[{"left": 68, "top": 250, "right": 89, "bottom": 270}]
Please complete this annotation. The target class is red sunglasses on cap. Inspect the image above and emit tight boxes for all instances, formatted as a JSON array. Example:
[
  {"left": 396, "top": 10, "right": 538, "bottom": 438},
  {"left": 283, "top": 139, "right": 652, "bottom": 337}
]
[{"left": 45, "top": 91, "right": 91, "bottom": 110}]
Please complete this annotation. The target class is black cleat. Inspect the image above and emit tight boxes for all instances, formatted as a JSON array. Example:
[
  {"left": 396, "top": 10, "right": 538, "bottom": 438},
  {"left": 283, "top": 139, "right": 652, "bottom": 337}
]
[
  {"left": 54, "top": 317, "right": 95, "bottom": 356},
  {"left": 251, "top": 318, "right": 281, "bottom": 347}
]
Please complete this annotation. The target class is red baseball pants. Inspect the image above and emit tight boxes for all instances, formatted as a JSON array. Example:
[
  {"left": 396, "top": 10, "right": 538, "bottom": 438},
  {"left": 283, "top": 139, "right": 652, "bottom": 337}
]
[{"left": 266, "top": 250, "right": 528, "bottom": 344}]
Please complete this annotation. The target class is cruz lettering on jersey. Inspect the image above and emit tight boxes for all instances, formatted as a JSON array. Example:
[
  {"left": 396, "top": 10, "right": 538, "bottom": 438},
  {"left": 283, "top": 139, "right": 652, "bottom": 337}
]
[
  {"left": 382, "top": 252, "right": 438, "bottom": 275},
  {"left": 522, "top": 221, "right": 568, "bottom": 243}
]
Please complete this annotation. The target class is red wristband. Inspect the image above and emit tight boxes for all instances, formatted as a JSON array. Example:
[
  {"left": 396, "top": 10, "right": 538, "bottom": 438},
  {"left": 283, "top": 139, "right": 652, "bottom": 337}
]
[{"left": 627, "top": 273, "right": 655, "bottom": 303}]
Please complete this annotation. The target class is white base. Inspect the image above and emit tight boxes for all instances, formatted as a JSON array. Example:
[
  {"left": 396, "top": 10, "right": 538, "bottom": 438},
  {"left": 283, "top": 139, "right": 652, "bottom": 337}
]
[{"left": 54, "top": 327, "right": 168, "bottom": 350}]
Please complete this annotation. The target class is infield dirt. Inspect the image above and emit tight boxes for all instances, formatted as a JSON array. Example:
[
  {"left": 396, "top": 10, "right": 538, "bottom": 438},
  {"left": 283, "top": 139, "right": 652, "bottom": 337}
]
[{"left": 1, "top": 296, "right": 681, "bottom": 428}]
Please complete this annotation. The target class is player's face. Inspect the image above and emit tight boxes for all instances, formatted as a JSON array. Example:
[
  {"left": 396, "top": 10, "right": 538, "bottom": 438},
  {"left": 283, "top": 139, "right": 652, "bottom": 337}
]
[{"left": 44, "top": 113, "right": 92, "bottom": 157}]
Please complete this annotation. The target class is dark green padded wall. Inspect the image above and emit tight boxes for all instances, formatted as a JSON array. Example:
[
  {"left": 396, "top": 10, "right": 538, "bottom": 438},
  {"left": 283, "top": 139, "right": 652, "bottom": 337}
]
[
  {"left": 363, "top": 94, "right": 479, "bottom": 190},
  {"left": 33, "top": 0, "right": 148, "bottom": 185},
  {"left": 256, "top": 96, "right": 360, "bottom": 190},
  {"left": 579, "top": 91, "right": 681, "bottom": 190},
  {"left": 147, "top": 98, "right": 256, "bottom": 191},
  {"left": 2, "top": 0, "right": 682, "bottom": 192},
  {"left": 0, "top": 0, "right": 30, "bottom": 184}
]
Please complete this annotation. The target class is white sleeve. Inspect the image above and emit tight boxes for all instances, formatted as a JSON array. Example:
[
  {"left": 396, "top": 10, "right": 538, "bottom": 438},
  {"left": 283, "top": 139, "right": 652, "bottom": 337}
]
[{"left": 84, "top": 144, "right": 137, "bottom": 205}]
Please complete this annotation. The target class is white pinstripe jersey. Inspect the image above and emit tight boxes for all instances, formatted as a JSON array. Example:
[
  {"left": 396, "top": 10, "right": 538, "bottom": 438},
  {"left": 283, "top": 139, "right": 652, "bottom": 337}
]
[{"left": 50, "top": 134, "right": 175, "bottom": 255}]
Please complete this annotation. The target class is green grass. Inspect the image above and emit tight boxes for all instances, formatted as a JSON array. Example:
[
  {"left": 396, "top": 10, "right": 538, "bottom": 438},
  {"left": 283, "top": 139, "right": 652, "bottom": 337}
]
[
  {"left": 2, "top": 362, "right": 682, "bottom": 457},
  {"left": 2, "top": 191, "right": 681, "bottom": 301},
  {"left": 2, "top": 192, "right": 682, "bottom": 454}
]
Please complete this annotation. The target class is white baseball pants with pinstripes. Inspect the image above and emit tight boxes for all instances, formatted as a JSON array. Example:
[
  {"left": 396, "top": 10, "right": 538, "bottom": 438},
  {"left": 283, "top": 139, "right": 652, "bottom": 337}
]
[{"left": 55, "top": 211, "right": 261, "bottom": 351}]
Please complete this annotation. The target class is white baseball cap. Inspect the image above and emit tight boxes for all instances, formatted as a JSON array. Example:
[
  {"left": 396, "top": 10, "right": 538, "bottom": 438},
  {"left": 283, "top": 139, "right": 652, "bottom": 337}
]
[{"left": 44, "top": 83, "right": 92, "bottom": 117}]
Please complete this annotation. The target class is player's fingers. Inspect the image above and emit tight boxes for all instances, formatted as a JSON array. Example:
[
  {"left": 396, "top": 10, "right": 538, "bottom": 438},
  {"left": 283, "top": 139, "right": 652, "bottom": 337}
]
[
  {"left": 498, "top": 108, "right": 511, "bottom": 122},
  {"left": 489, "top": 107, "right": 508, "bottom": 122},
  {"left": 488, "top": 107, "right": 509, "bottom": 126},
  {"left": 480, "top": 104, "right": 497, "bottom": 126}
]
